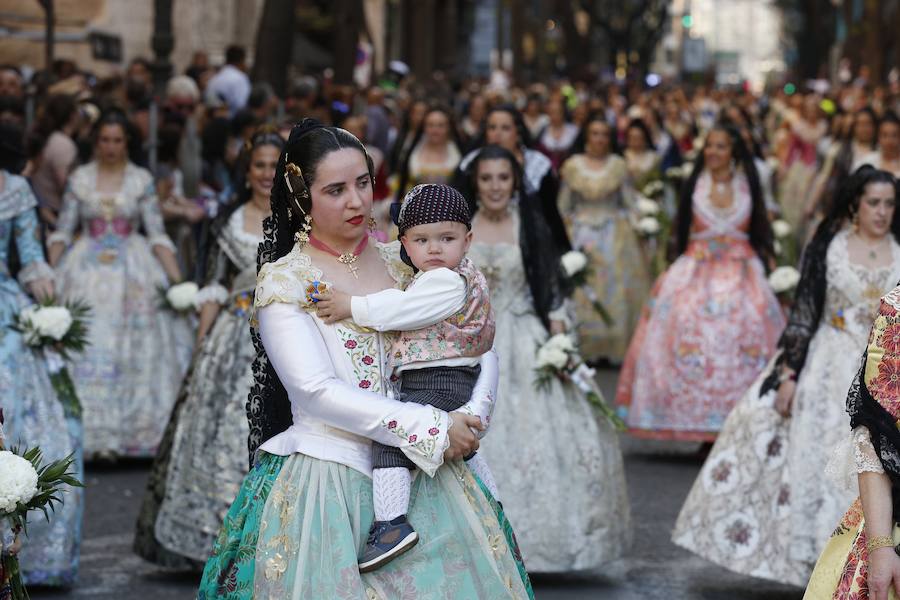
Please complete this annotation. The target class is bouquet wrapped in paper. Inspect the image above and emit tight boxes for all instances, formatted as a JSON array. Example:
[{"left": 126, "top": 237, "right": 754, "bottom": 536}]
[{"left": 533, "top": 334, "right": 625, "bottom": 430}]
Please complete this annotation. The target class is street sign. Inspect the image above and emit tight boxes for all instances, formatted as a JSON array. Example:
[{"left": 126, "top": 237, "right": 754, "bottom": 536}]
[{"left": 683, "top": 37, "right": 707, "bottom": 73}]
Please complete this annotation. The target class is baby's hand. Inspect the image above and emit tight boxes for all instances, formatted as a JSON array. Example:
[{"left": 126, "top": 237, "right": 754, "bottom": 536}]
[{"left": 314, "top": 288, "right": 352, "bottom": 324}]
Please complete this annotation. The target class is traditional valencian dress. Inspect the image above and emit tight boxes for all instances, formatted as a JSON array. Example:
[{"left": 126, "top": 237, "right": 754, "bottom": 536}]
[
  {"left": 803, "top": 284, "right": 900, "bottom": 599},
  {"left": 616, "top": 171, "right": 785, "bottom": 440},
  {"left": 49, "top": 162, "right": 193, "bottom": 457},
  {"left": 197, "top": 241, "right": 533, "bottom": 599},
  {"left": 672, "top": 227, "right": 900, "bottom": 585},
  {"left": 470, "top": 210, "right": 632, "bottom": 572},
  {"left": 558, "top": 153, "right": 651, "bottom": 363},
  {"left": 134, "top": 205, "right": 261, "bottom": 567},
  {"left": 0, "top": 172, "right": 83, "bottom": 585}
]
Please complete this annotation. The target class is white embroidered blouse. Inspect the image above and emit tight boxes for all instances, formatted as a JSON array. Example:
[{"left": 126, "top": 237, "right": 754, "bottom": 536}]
[{"left": 253, "top": 241, "right": 498, "bottom": 478}]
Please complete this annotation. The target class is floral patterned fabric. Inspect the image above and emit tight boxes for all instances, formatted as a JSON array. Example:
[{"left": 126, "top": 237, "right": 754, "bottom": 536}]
[
  {"left": 672, "top": 229, "right": 900, "bottom": 585},
  {"left": 0, "top": 173, "right": 83, "bottom": 585},
  {"left": 803, "top": 499, "right": 899, "bottom": 600},
  {"left": 470, "top": 240, "right": 632, "bottom": 572},
  {"left": 51, "top": 162, "right": 193, "bottom": 457},
  {"left": 198, "top": 452, "right": 534, "bottom": 599},
  {"left": 558, "top": 154, "right": 651, "bottom": 362},
  {"left": 615, "top": 171, "right": 785, "bottom": 440}
]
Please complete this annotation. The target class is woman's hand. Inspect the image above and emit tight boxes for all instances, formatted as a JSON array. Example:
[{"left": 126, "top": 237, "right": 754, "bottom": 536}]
[
  {"left": 443, "top": 412, "right": 485, "bottom": 461},
  {"left": 774, "top": 379, "right": 796, "bottom": 418},
  {"left": 315, "top": 289, "right": 352, "bottom": 324},
  {"left": 868, "top": 546, "right": 900, "bottom": 600},
  {"left": 549, "top": 319, "right": 567, "bottom": 336},
  {"left": 27, "top": 277, "right": 54, "bottom": 302}
]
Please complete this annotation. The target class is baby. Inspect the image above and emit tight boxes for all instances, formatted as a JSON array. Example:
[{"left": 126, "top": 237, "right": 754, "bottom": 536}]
[{"left": 315, "top": 183, "right": 499, "bottom": 572}]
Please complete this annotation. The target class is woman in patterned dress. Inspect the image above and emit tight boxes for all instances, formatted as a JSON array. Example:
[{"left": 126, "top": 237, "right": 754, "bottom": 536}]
[
  {"left": 616, "top": 124, "right": 785, "bottom": 440},
  {"left": 558, "top": 112, "right": 651, "bottom": 363},
  {"left": 47, "top": 110, "right": 192, "bottom": 459},
  {"left": 465, "top": 144, "right": 632, "bottom": 572},
  {"left": 0, "top": 123, "right": 83, "bottom": 585},
  {"left": 673, "top": 166, "right": 900, "bottom": 586},
  {"left": 197, "top": 120, "right": 532, "bottom": 599},
  {"left": 133, "top": 129, "right": 284, "bottom": 568}
]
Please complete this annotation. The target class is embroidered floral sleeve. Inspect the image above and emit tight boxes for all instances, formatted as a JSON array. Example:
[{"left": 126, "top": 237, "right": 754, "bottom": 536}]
[
  {"left": 137, "top": 179, "right": 177, "bottom": 252},
  {"left": 253, "top": 245, "right": 314, "bottom": 312},
  {"left": 197, "top": 240, "right": 229, "bottom": 307},
  {"left": 258, "top": 302, "right": 452, "bottom": 475}
]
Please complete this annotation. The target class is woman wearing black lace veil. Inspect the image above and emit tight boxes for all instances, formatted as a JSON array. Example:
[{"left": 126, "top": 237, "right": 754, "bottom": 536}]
[
  {"left": 673, "top": 166, "right": 900, "bottom": 587},
  {"left": 197, "top": 119, "right": 533, "bottom": 599},
  {"left": 134, "top": 127, "right": 284, "bottom": 568},
  {"left": 463, "top": 145, "right": 632, "bottom": 572}
]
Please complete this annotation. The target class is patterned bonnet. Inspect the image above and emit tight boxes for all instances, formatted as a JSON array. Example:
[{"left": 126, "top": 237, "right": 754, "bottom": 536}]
[{"left": 396, "top": 183, "right": 471, "bottom": 237}]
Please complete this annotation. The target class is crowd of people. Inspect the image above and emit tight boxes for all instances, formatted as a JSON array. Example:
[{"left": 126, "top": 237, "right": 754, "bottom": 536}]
[{"left": 4, "top": 41, "right": 900, "bottom": 598}]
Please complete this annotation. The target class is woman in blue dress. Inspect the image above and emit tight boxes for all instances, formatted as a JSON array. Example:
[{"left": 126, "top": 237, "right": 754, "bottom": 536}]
[{"left": 0, "top": 122, "right": 83, "bottom": 586}]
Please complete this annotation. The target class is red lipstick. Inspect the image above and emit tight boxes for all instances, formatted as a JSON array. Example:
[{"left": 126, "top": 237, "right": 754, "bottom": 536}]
[{"left": 347, "top": 215, "right": 364, "bottom": 225}]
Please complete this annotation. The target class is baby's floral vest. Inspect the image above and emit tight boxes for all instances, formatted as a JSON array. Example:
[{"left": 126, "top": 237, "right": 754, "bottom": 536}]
[{"left": 389, "top": 257, "right": 495, "bottom": 371}]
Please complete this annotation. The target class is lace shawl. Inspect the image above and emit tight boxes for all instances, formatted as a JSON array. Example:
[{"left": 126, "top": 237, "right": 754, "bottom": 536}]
[{"left": 846, "top": 286, "right": 900, "bottom": 518}]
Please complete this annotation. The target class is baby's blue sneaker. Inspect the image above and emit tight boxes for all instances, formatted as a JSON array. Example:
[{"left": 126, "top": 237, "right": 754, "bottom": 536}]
[{"left": 358, "top": 515, "right": 419, "bottom": 573}]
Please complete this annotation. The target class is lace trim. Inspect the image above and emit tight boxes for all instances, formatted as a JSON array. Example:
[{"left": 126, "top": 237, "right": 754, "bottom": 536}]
[
  {"left": 147, "top": 233, "right": 176, "bottom": 252},
  {"left": 825, "top": 426, "right": 884, "bottom": 492},
  {"left": 46, "top": 230, "right": 72, "bottom": 247},
  {"left": 254, "top": 243, "right": 322, "bottom": 311},
  {"left": 17, "top": 260, "right": 54, "bottom": 286},
  {"left": 559, "top": 155, "right": 628, "bottom": 200}
]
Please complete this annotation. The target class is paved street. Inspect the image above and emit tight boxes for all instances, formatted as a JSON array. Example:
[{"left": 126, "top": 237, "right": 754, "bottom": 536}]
[{"left": 28, "top": 370, "right": 807, "bottom": 599}]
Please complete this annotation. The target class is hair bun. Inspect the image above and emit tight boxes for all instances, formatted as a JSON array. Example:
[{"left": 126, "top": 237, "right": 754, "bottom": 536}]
[{"left": 288, "top": 118, "right": 326, "bottom": 145}]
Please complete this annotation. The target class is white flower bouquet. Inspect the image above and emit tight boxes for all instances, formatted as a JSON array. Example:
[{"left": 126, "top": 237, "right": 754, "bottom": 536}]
[
  {"left": 641, "top": 180, "right": 665, "bottom": 199},
  {"left": 0, "top": 430, "right": 82, "bottom": 600},
  {"left": 11, "top": 299, "right": 90, "bottom": 420},
  {"left": 768, "top": 265, "right": 801, "bottom": 296},
  {"left": 159, "top": 281, "right": 200, "bottom": 313},
  {"left": 533, "top": 334, "right": 625, "bottom": 430},
  {"left": 560, "top": 251, "right": 613, "bottom": 326},
  {"left": 771, "top": 219, "right": 792, "bottom": 239}
]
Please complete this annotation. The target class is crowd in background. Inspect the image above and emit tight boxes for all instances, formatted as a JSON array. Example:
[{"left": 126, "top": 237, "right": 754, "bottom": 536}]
[{"left": 6, "top": 39, "right": 900, "bottom": 597}]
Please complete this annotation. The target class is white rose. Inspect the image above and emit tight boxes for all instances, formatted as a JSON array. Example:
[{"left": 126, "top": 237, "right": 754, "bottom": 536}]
[
  {"left": 0, "top": 451, "right": 39, "bottom": 514},
  {"left": 637, "top": 216, "right": 661, "bottom": 235},
  {"left": 774, "top": 240, "right": 783, "bottom": 256},
  {"left": 682, "top": 161, "right": 694, "bottom": 175},
  {"left": 29, "top": 306, "right": 73, "bottom": 341},
  {"left": 561, "top": 251, "right": 588, "bottom": 276},
  {"left": 768, "top": 266, "right": 801, "bottom": 293},
  {"left": 166, "top": 282, "right": 199, "bottom": 311},
  {"left": 642, "top": 181, "right": 664, "bottom": 197},
  {"left": 772, "top": 219, "right": 792, "bottom": 238},
  {"left": 636, "top": 197, "right": 661, "bottom": 216},
  {"left": 545, "top": 333, "right": 576, "bottom": 353},
  {"left": 536, "top": 345, "right": 569, "bottom": 370}
]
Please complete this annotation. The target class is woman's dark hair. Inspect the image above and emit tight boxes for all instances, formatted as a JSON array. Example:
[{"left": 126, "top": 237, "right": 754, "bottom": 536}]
[
  {"left": 570, "top": 111, "right": 619, "bottom": 156},
  {"left": 625, "top": 118, "right": 656, "bottom": 152},
  {"left": 817, "top": 164, "right": 900, "bottom": 240},
  {"left": 92, "top": 108, "right": 131, "bottom": 143},
  {"left": 394, "top": 104, "right": 462, "bottom": 202},
  {"left": 247, "top": 120, "right": 375, "bottom": 460},
  {"left": 879, "top": 110, "right": 900, "bottom": 137},
  {"left": 0, "top": 121, "right": 25, "bottom": 173},
  {"left": 230, "top": 127, "right": 286, "bottom": 209},
  {"left": 469, "top": 104, "right": 533, "bottom": 152},
  {"left": 389, "top": 98, "right": 428, "bottom": 171},
  {"left": 463, "top": 144, "right": 567, "bottom": 330},
  {"left": 851, "top": 106, "right": 879, "bottom": 143},
  {"left": 26, "top": 94, "right": 78, "bottom": 159},
  {"left": 673, "top": 123, "right": 774, "bottom": 265}
]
